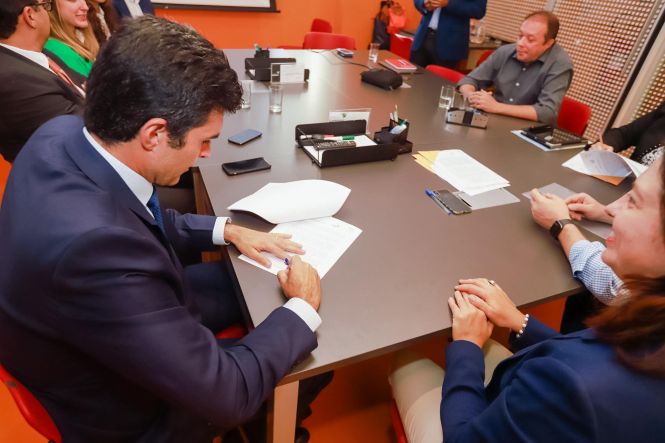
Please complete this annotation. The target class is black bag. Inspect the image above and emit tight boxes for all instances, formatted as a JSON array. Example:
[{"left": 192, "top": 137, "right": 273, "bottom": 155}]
[{"left": 360, "top": 68, "right": 403, "bottom": 90}]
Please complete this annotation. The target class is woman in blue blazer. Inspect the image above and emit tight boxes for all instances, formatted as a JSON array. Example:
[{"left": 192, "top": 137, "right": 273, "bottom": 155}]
[{"left": 392, "top": 157, "right": 665, "bottom": 442}]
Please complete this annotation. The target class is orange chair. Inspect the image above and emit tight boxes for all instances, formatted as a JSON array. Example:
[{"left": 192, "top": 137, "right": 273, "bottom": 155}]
[
  {"left": 302, "top": 32, "right": 356, "bottom": 50},
  {"left": 389, "top": 33, "right": 413, "bottom": 60},
  {"left": 310, "top": 18, "right": 332, "bottom": 33},
  {"left": 425, "top": 64, "right": 465, "bottom": 83},
  {"left": 0, "top": 364, "right": 61, "bottom": 443},
  {"left": 476, "top": 49, "right": 494, "bottom": 67},
  {"left": 557, "top": 96, "right": 592, "bottom": 136}
]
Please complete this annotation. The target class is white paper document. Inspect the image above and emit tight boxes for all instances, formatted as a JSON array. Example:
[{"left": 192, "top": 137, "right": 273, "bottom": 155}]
[
  {"left": 432, "top": 149, "right": 510, "bottom": 196},
  {"left": 563, "top": 150, "right": 646, "bottom": 178},
  {"left": 239, "top": 217, "right": 362, "bottom": 278},
  {"left": 228, "top": 180, "right": 351, "bottom": 224}
]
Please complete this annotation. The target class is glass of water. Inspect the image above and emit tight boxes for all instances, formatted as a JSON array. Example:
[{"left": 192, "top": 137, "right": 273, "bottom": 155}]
[
  {"left": 269, "top": 84, "right": 283, "bottom": 113},
  {"left": 439, "top": 86, "right": 455, "bottom": 109},
  {"left": 240, "top": 80, "right": 252, "bottom": 109},
  {"left": 368, "top": 43, "right": 380, "bottom": 63}
]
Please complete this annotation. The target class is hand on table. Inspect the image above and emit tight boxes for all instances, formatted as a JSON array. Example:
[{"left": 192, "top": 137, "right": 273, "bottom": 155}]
[
  {"left": 225, "top": 224, "right": 304, "bottom": 268},
  {"left": 565, "top": 192, "right": 612, "bottom": 223},
  {"left": 589, "top": 141, "right": 614, "bottom": 152},
  {"left": 455, "top": 278, "right": 525, "bottom": 333},
  {"left": 448, "top": 290, "right": 493, "bottom": 348},
  {"left": 529, "top": 188, "right": 570, "bottom": 229},
  {"left": 467, "top": 90, "right": 500, "bottom": 113},
  {"left": 278, "top": 255, "right": 321, "bottom": 311}
]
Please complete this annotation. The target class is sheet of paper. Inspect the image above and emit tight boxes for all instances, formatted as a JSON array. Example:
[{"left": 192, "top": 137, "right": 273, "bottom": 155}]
[
  {"left": 432, "top": 149, "right": 510, "bottom": 196},
  {"left": 454, "top": 188, "right": 519, "bottom": 210},
  {"left": 228, "top": 180, "right": 350, "bottom": 224},
  {"left": 412, "top": 154, "right": 434, "bottom": 172},
  {"left": 329, "top": 109, "right": 371, "bottom": 126},
  {"left": 563, "top": 150, "right": 646, "bottom": 181},
  {"left": 418, "top": 150, "right": 440, "bottom": 163},
  {"left": 275, "top": 64, "right": 306, "bottom": 84},
  {"left": 522, "top": 183, "right": 613, "bottom": 240},
  {"left": 239, "top": 217, "right": 362, "bottom": 278}
]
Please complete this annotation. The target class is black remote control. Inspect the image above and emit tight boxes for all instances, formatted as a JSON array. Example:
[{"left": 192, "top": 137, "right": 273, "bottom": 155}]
[{"left": 313, "top": 140, "right": 357, "bottom": 150}]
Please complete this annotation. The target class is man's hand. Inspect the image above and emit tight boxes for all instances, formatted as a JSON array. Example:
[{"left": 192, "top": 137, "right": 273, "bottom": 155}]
[
  {"left": 448, "top": 290, "right": 493, "bottom": 348},
  {"left": 468, "top": 90, "right": 500, "bottom": 113},
  {"left": 277, "top": 256, "right": 321, "bottom": 311},
  {"left": 455, "top": 279, "right": 525, "bottom": 332},
  {"left": 225, "top": 224, "right": 304, "bottom": 268},
  {"left": 530, "top": 188, "right": 570, "bottom": 229},
  {"left": 565, "top": 192, "right": 612, "bottom": 223},
  {"left": 424, "top": 0, "right": 448, "bottom": 11}
]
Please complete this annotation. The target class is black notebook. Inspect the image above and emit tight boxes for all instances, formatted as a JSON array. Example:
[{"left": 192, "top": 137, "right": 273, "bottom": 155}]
[{"left": 521, "top": 125, "right": 589, "bottom": 150}]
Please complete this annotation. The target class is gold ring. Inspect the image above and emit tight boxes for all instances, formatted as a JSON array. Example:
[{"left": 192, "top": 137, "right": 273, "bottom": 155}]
[{"left": 488, "top": 280, "right": 496, "bottom": 286}]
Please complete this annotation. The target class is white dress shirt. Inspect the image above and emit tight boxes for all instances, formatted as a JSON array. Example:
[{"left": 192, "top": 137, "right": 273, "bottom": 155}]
[
  {"left": 83, "top": 128, "right": 321, "bottom": 331},
  {"left": 124, "top": 0, "right": 144, "bottom": 17}
]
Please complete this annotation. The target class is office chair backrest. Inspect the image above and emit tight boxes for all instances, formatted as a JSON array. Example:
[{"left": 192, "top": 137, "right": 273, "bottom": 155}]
[
  {"left": 558, "top": 96, "right": 592, "bottom": 136},
  {"left": 425, "top": 65, "right": 465, "bottom": 83},
  {"left": 390, "top": 33, "right": 413, "bottom": 60},
  {"left": 0, "top": 363, "right": 61, "bottom": 443},
  {"left": 303, "top": 32, "right": 356, "bottom": 50},
  {"left": 310, "top": 18, "right": 333, "bottom": 33},
  {"left": 476, "top": 49, "right": 494, "bottom": 67}
]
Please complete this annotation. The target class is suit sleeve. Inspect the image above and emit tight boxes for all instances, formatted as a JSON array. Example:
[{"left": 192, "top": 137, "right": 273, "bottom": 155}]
[
  {"left": 51, "top": 226, "right": 316, "bottom": 429},
  {"left": 163, "top": 209, "right": 218, "bottom": 252},
  {"left": 441, "top": 341, "right": 596, "bottom": 443},
  {"left": 603, "top": 104, "right": 664, "bottom": 152},
  {"left": 414, "top": 0, "right": 428, "bottom": 15},
  {"left": 444, "top": 0, "right": 487, "bottom": 19}
]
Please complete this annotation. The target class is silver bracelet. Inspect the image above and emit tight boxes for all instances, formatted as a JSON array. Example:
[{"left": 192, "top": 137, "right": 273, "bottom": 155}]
[{"left": 515, "top": 314, "right": 530, "bottom": 339}]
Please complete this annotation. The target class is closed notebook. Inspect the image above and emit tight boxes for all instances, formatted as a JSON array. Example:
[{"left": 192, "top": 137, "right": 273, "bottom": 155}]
[{"left": 379, "top": 58, "right": 418, "bottom": 73}]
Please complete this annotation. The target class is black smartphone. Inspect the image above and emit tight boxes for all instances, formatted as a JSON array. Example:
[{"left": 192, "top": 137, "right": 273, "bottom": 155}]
[
  {"left": 435, "top": 190, "right": 472, "bottom": 215},
  {"left": 222, "top": 157, "right": 271, "bottom": 176},
  {"left": 228, "top": 129, "right": 262, "bottom": 145}
]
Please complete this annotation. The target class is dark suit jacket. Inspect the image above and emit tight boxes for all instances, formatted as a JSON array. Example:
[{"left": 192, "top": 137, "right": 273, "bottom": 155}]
[
  {"left": 0, "top": 115, "right": 317, "bottom": 442},
  {"left": 412, "top": 0, "right": 486, "bottom": 62},
  {"left": 0, "top": 45, "right": 83, "bottom": 162},
  {"left": 112, "top": 0, "right": 154, "bottom": 17},
  {"left": 441, "top": 319, "right": 665, "bottom": 442}
]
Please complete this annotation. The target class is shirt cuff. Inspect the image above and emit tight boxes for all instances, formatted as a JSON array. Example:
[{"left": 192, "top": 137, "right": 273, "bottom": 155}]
[
  {"left": 283, "top": 298, "right": 322, "bottom": 332},
  {"left": 212, "top": 217, "right": 231, "bottom": 245},
  {"left": 568, "top": 239, "right": 600, "bottom": 273}
]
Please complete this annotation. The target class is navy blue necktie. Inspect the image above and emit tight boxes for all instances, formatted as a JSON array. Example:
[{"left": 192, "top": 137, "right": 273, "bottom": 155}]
[{"left": 147, "top": 187, "right": 165, "bottom": 231}]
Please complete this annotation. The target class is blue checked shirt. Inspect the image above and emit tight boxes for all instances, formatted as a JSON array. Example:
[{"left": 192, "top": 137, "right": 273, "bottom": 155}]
[{"left": 569, "top": 240, "right": 622, "bottom": 305}]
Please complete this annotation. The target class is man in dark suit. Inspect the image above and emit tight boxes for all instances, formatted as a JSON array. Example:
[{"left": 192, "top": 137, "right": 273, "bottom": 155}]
[
  {"left": 113, "top": 0, "right": 154, "bottom": 17},
  {"left": 0, "top": 15, "right": 324, "bottom": 442},
  {"left": 0, "top": 0, "right": 84, "bottom": 162},
  {"left": 410, "top": 0, "right": 487, "bottom": 69}
]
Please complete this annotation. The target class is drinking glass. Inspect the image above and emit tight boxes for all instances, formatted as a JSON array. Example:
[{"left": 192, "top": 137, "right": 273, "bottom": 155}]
[
  {"left": 240, "top": 80, "right": 252, "bottom": 109},
  {"left": 368, "top": 43, "right": 380, "bottom": 63},
  {"left": 439, "top": 86, "right": 455, "bottom": 109},
  {"left": 269, "top": 84, "right": 283, "bottom": 113}
]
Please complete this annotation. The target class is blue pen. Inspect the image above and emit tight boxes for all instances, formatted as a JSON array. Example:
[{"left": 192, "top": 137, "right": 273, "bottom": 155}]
[
  {"left": 425, "top": 189, "right": 450, "bottom": 214},
  {"left": 284, "top": 257, "right": 290, "bottom": 266}
]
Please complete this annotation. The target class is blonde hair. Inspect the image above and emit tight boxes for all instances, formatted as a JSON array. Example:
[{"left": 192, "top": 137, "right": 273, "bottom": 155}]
[{"left": 48, "top": 0, "right": 99, "bottom": 61}]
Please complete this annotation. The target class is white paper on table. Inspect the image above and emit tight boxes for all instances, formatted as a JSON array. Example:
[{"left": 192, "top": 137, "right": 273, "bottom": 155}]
[
  {"left": 228, "top": 180, "right": 351, "bottom": 224},
  {"left": 329, "top": 109, "right": 371, "bottom": 126},
  {"left": 239, "top": 216, "right": 362, "bottom": 278},
  {"left": 432, "top": 149, "right": 510, "bottom": 196},
  {"left": 563, "top": 150, "right": 647, "bottom": 178},
  {"left": 273, "top": 63, "right": 306, "bottom": 84}
]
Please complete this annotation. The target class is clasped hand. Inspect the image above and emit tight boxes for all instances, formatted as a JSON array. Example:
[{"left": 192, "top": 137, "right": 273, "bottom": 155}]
[
  {"left": 467, "top": 90, "right": 499, "bottom": 113},
  {"left": 449, "top": 278, "right": 526, "bottom": 347}
]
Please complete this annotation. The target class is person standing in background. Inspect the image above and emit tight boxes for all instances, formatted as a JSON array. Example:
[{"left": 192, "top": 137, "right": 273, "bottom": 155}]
[
  {"left": 112, "top": 0, "right": 153, "bottom": 18},
  {"left": 410, "top": 0, "right": 487, "bottom": 69}
]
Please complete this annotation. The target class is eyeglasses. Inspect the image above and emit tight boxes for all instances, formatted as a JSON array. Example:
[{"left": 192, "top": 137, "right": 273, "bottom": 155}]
[{"left": 31, "top": 0, "right": 53, "bottom": 12}]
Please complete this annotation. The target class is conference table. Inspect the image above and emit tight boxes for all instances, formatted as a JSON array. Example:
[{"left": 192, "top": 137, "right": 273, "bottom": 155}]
[{"left": 194, "top": 49, "right": 627, "bottom": 442}]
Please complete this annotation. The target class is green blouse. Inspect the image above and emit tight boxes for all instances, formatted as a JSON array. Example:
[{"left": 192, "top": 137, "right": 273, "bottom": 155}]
[{"left": 44, "top": 38, "right": 93, "bottom": 77}]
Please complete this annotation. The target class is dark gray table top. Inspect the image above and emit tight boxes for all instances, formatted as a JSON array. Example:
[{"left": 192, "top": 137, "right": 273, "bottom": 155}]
[{"left": 198, "top": 50, "right": 627, "bottom": 382}]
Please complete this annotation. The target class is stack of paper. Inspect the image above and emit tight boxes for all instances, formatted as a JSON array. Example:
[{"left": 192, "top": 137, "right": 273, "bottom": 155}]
[
  {"left": 432, "top": 150, "right": 510, "bottom": 196},
  {"left": 563, "top": 150, "right": 646, "bottom": 185},
  {"left": 228, "top": 180, "right": 350, "bottom": 223},
  {"left": 239, "top": 217, "right": 362, "bottom": 277},
  {"left": 412, "top": 150, "right": 439, "bottom": 172}
]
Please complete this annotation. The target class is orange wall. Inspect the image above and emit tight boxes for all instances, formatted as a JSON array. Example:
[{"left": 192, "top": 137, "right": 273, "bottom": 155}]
[{"left": 156, "top": 0, "right": 422, "bottom": 50}]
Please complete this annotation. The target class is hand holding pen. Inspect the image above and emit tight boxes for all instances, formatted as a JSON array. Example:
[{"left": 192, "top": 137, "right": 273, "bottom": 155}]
[{"left": 278, "top": 255, "right": 321, "bottom": 311}]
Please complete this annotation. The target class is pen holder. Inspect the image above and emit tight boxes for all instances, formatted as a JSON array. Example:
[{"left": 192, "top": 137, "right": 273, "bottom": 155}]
[
  {"left": 373, "top": 119, "right": 412, "bottom": 154},
  {"left": 255, "top": 48, "right": 270, "bottom": 58}
]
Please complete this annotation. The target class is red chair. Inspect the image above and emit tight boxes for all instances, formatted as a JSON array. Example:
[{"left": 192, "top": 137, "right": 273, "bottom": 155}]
[
  {"left": 310, "top": 18, "right": 332, "bottom": 33},
  {"left": 0, "top": 364, "right": 61, "bottom": 443},
  {"left": 426, "top": 64, "right": 465, "bottom": 83},
  {"left": 390, "top": 33, "right": 413, "bottom": 60},
  {"left": 389, "top": 399, "right": 408, "bottom": 443},
  {"left": 476, "top": 49, "right": 494, "bottom": 67},
  {"left": 557, "top": 97, "right": 592, "bottom": 136},
  {"left": 215, "top": 324, "right": 248, "bottom": 340},
  {"left": 302, "top": 32, "right": 356, "bottom": 50}
]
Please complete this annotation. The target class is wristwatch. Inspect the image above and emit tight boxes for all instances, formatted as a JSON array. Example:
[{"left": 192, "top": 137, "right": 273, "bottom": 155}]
[{"left": 549, "top": 219, "right": 573, "bottom": 239}]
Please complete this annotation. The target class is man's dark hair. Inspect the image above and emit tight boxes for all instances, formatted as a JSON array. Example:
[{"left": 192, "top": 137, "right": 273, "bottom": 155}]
[
  {"left": 84, "top": 15, "right": 242, "bottom": 148},
  {"left": 524, "top": 10, "right": 560, "bottom": 41},
  {"left": 0, "top": 0, "right": 32, "bottom": 39}
]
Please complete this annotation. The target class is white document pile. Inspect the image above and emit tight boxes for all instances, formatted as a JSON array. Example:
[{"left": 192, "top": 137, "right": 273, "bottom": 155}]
[
  {"left": 228, "top": 179, "right": 350, "bottom": 224},
  {"left": 563, "top": 150, "right": 646, "bottom": 179},
  {"left": 432, "top": 149, "right": 510, "bottom": 196},
  {"left": 239, "top": 217, "right": 362, "bottom": 277}
]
